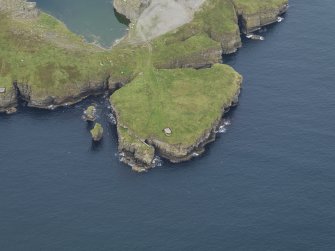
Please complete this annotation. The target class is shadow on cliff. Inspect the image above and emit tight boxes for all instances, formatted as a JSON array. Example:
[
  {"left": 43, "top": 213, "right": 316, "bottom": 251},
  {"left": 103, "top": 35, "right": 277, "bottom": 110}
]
[{"left": 114, "top": 8, "right": 130, "bottom": 26}]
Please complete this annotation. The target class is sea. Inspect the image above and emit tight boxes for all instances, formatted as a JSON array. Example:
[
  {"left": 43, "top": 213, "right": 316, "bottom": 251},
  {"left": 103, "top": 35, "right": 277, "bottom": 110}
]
[{"left": 0, "top": 0, "right": 334, "bottom": 250}]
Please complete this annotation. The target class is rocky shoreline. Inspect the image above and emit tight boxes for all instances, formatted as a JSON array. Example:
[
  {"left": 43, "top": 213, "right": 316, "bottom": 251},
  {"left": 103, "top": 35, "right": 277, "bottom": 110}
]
[{"left": 0, "top": 0, "right": 288, "bottom": 172}]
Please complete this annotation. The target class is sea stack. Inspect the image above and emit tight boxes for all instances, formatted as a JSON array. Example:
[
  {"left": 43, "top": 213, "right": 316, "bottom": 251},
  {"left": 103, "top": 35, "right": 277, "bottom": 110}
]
[{"left": 90, "top": 123, "right": 104, "bottom": 142}]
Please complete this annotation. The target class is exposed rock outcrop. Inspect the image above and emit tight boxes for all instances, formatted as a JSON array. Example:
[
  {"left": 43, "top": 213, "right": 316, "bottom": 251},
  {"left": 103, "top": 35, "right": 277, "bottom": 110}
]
[{"left": 116, "top": 124, "right": 155, "bottom": 172}]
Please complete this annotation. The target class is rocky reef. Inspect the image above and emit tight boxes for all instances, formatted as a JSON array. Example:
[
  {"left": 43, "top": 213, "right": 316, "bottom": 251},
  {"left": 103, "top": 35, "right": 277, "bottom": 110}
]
[{"left": 0, "top": 0, "right": 288, "bottom": 172}]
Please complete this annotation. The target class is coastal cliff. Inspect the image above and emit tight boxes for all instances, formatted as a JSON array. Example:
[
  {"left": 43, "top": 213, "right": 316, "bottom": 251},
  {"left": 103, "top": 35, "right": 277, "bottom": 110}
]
[{"left": 0, "top": 0, "right": 288, "bottom": 172}]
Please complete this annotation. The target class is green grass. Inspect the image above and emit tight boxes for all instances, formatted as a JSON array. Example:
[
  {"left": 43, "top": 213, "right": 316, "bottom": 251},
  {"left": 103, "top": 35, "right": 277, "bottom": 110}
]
[
  {"left": 90, "top": 122, "right": 104, "bottom": 141},
  {"left": 111, "top": 64, "right": 241, "bottom": 146},
  {"left": 233, "top": 0, "right": 288, "bottom": 13}
]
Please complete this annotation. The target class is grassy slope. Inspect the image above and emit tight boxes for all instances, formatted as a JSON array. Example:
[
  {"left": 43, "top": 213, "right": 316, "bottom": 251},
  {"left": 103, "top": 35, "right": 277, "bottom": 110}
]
[{"left": 0, "top": 13, "right": 112, "bottom": 96}]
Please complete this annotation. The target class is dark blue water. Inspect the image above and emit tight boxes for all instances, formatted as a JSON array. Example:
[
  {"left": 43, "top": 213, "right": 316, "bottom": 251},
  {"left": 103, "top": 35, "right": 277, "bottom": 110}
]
[{"left": 1, "top": 0, "right": 335, "bottom": 250}]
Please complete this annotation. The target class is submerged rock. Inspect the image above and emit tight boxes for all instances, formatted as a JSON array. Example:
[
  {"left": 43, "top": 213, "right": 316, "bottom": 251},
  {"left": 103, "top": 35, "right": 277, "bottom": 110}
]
[
  {"left": 82, "top": 105, "right": 97, "bottom": 122},
  {"left": 90, "top": 123, "right": 104, "bottom": 142}
]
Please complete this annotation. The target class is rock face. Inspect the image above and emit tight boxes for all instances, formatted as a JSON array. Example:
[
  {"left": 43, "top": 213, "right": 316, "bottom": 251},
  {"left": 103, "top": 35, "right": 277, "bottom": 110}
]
[
  {"left": 90, "top": 123, "right": 104, "bottom": 141},
  {"left": 14, "top": 80, "right": 109, "bottom": 110},
  {"left": 0, "top": 0, "right": 39, "bottom": 19},
  {"left": 0, "top": 85, "right": 18, "bottom": 113},
  {"left": 220, "top": 29, "right": 242, "bottom": 54}
]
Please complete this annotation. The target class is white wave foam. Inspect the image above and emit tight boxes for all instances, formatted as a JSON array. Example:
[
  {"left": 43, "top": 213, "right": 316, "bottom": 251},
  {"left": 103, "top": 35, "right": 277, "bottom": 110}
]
[
  {"left": 152, "top": 155, "right": 163, "bottom": 167},
  {"left": 107, "top": 113, "right": 116, "bottom": 124}
]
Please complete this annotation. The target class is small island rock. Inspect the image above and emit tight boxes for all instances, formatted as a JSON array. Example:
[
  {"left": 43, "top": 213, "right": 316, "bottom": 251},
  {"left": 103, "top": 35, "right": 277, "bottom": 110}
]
[{"left": 90, "top": 123, "right": 104, "bottom": 141}]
